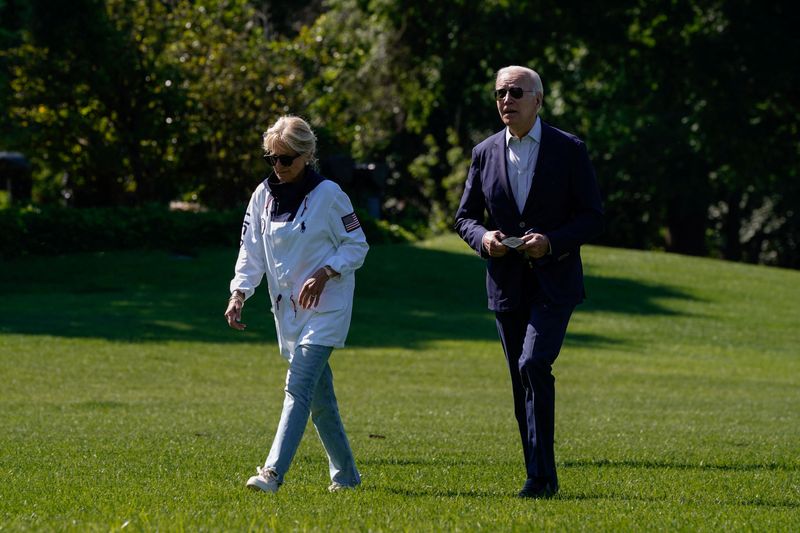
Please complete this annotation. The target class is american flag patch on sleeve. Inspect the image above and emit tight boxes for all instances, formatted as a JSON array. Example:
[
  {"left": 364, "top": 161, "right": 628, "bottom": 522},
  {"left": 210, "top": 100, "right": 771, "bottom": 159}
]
[{"left": 341, "top": 211, "right": 361, "bottom": 232}]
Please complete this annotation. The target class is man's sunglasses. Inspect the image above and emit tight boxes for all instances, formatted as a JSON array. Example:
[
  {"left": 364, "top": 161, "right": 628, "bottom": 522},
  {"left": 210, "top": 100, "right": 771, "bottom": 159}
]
[
  {"left": 263, "top": 153, "right": 302, "bottom": 166},
  {"left": 494, "top": 87, "right": 535, "bottom": 100}
]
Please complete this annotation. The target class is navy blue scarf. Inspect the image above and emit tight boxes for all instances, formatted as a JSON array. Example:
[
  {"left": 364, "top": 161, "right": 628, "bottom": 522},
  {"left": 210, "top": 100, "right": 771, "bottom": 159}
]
[{"left": 265, "top": 167, "right": 325, "bottom": 222}]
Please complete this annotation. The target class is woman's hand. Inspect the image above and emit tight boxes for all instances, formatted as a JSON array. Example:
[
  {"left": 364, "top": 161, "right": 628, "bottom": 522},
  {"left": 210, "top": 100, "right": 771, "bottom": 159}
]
[
  {"left": 298, "top": 267, "right": 336, "bottom": 309},
  {"left": 224, "top": 292, "right": 247, "bottom": 330}
]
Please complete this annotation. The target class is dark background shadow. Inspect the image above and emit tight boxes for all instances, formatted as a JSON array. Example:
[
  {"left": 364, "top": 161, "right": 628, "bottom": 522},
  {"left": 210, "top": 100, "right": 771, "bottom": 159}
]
[{"left": 0, "top": 239, "right": 697, "bottom": 348}]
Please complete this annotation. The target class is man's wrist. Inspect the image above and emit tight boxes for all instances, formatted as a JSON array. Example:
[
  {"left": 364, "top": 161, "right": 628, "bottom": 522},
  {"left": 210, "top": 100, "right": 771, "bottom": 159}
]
[{"left": 481, "top": 230, "right": 492, "bottom": 252}]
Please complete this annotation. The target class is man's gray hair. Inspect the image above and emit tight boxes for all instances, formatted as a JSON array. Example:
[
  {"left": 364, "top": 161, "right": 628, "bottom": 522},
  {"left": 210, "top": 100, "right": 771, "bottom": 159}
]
[{"left": 496, "top": 66, "right": 544, "bottom": 97}]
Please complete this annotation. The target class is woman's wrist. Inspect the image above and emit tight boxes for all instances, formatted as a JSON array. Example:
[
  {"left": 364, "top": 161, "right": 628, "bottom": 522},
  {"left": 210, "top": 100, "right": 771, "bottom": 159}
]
[{"left": 322, "top": 265, "right": 338, "bottom": 279}]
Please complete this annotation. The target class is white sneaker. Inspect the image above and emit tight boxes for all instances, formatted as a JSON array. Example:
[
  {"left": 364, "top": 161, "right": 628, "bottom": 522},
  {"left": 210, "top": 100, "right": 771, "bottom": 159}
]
[
  {"left": 328, "top": 482, "right": 357, "bottom": 493},
  {"left": 246, "top": 467, "right": 281, "bottom": 493}
]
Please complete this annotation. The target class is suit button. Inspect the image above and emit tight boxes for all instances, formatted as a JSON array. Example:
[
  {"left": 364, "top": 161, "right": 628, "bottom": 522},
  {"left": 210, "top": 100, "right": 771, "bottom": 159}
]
[{"left": 519, "top": 221, "right": 526, "bottom": 228}]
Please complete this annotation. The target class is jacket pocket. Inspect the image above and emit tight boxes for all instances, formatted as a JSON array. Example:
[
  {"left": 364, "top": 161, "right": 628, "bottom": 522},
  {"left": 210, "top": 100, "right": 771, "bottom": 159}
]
[{"left": 314, "top": 276, "right": 350, "bottom": 313}]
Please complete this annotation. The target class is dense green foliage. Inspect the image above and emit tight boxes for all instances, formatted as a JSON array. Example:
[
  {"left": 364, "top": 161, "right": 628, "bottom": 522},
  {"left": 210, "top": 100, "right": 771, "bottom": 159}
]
[
  {"left": 0, "top": 205, "right": 239, "bottom": 258},
  {"left": 1, "top": 235, "right": 798, "bottom": 529},
  {"left": 0, "top": 204, "right": 412, "bottom": 258},
  {"left": 1, "top": 1, "right": 798, "bottom": 266}
]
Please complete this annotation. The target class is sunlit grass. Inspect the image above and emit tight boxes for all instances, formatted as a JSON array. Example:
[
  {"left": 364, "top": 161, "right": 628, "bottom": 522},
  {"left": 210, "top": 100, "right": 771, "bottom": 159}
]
[{"left": 1, "top": 234, "right": 798, "bottom": 530}]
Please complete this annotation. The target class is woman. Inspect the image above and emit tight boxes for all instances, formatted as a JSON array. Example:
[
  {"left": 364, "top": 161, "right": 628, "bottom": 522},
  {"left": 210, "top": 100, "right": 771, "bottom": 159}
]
[{"left": 224, "top": 115, "right": 368, "bottom": 493}]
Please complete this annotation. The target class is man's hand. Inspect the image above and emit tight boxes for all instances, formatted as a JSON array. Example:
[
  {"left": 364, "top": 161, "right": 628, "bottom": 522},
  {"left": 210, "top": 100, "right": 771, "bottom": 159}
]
[
  {"left": 298, "top": 267, "right": 334, "bottom": 309},
  {"left": 482, "top": 230, "right": 509, "bottom": 257},
  {"left": 519, "top": 233, "right": 550, "bottom": 259},
  {"left": 224, "top": 296, "right": 246, "bottom": 330}
]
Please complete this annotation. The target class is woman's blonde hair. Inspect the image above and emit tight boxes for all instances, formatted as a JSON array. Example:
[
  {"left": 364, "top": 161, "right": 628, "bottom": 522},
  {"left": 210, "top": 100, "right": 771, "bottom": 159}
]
[{"left": 262, "top": 115, "right": 317, "bottom": 166}]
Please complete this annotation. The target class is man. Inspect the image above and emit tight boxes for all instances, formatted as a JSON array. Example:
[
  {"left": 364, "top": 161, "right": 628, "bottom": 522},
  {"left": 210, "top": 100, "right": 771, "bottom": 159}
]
[{"left": 454, "top": 66, "right": 603, "bottom": 498}]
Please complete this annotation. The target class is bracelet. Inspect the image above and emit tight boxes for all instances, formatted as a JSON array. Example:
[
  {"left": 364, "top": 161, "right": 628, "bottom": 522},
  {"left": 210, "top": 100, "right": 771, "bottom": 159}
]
[{"left": 229, "top": 291, "right": 245, "bottom": 305}]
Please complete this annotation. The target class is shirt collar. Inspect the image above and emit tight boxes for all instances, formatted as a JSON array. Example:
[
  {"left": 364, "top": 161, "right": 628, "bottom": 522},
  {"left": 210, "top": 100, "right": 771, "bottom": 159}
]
[{"left": 505, "top": 116, "right": 542, "bottom": 146}]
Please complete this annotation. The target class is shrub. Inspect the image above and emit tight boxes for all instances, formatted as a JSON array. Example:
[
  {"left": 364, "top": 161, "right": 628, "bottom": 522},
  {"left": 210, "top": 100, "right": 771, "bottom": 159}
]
[{"left": 0, "top": 205, "right": 414, "bottom": 259}]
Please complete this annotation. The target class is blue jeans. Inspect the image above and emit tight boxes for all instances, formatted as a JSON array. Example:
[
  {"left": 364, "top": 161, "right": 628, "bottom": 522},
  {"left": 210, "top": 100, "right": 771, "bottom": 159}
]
[{"left": 264, "top": 344, "right": 360, "bottom": 486}]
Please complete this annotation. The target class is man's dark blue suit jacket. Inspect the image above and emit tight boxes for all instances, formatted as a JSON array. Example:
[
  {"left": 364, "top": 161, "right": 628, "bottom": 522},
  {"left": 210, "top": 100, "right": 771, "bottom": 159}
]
[{"left": 455, "top": 120, "right": 604, "bottom": 311}]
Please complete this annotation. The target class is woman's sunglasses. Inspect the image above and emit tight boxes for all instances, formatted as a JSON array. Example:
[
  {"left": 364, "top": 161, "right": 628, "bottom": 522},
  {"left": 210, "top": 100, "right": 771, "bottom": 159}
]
[
  {"left": 494, "top": 87, "right": 534, "bottom": 100},
  {"left": 263, "top": 153, "right": 302, "bottom": 166}
]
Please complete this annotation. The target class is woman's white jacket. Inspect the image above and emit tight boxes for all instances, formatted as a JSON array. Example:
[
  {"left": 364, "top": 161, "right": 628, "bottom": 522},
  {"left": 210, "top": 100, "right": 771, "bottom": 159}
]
[{"left": 230, "top": 176, "right": 369, "bottom": 359}]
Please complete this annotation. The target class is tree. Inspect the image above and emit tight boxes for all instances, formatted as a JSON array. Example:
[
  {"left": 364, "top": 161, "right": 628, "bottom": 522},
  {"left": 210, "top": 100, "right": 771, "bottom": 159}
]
[
  {"left": 2, "top": 0, "right": 798, "bottom": 266},
  {"left": 2, "top": 0, "right": 320, "bottom": 207},
  {"left": 576, "top": 0, "right": 800, "bottom": 264},
  {"left": 3, "top": 0, "right": 192, "bottom": 205}
]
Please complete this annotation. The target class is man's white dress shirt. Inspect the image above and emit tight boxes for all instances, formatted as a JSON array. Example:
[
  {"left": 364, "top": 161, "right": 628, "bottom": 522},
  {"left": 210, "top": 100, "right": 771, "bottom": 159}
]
[{"left": 505, "top": 116, "right": 542, "bottom": 213}]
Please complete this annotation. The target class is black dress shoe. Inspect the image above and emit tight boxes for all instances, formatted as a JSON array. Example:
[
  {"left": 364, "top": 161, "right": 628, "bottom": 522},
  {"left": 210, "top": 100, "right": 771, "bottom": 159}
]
[{"left": 517, "top": 478, "right": 559, "bottom": 499}]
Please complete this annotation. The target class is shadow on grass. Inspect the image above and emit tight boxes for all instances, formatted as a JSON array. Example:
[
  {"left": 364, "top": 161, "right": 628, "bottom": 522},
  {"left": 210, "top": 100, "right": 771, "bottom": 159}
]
[
  {"left": 582, "top": 275, "right": 699, "bottom": 317},
  {"left": 379, "top": 487, "right": 798, "bottom": 509},
  {"left": 562, "top": 493, "right": 799, "bottom": 508},
  {"left": 562, "top": 458, "right": 799, "bottom": 473},
  {"left": 349, "top": 243, "right": 697, "bottom": 349},
  {"left": 369, "top": 457, "right": 799, "bottom": 508},
  {"left": 359, "top": 456, "right": 798, "bottom": 473},
  {"left": 0, "top": 240, "right": 697, "bottom": 348}
]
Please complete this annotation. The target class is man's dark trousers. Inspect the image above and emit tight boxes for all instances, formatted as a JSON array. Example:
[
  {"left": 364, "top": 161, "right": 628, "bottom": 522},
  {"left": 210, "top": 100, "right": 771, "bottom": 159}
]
[{"left": 495, "top": 275, "right": 573, "bottom": 488}]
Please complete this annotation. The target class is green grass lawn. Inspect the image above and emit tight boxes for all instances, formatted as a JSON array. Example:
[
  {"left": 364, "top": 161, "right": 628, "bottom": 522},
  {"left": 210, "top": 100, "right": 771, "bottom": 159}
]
[{"left": 1, "top": 234, "right": 798, "bottom": 531}]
